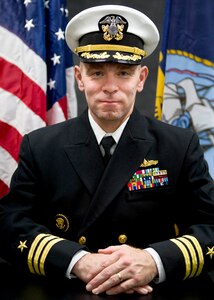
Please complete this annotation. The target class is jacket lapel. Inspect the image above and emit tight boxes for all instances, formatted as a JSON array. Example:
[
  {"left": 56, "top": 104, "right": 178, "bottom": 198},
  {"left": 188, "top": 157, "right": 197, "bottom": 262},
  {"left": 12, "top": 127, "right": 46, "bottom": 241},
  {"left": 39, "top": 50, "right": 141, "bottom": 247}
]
[
  {"left": 64, "top": 111, "right": 105, "bottom": 196},
  {"left": 78, "top": 109, "right": 154, "bottom": 234}
]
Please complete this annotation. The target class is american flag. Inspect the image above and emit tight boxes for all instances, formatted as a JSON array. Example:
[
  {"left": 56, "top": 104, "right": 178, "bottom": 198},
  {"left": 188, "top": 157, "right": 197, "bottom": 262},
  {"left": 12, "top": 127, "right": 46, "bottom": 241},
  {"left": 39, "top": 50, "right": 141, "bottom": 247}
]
[{"left": 0, "top": 0, "right": 77, "bottom": 198}]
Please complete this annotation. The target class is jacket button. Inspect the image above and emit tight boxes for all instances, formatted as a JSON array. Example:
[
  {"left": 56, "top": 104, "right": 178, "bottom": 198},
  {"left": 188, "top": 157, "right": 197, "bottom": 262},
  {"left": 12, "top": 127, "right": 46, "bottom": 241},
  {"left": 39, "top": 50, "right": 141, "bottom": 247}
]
[
  {"left": 118, "top": 234, "right": 127, "bottom": 244},
  {"left": 78, "top": 236, "right": 87, "bottom": 245}
]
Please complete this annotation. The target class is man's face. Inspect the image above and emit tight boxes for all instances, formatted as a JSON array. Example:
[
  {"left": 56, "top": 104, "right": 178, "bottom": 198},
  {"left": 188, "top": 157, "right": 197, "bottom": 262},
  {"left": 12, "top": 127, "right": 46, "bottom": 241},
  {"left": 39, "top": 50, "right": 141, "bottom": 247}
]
[{"left": 74, "top": 62, "right": 148, "bottom": 131}]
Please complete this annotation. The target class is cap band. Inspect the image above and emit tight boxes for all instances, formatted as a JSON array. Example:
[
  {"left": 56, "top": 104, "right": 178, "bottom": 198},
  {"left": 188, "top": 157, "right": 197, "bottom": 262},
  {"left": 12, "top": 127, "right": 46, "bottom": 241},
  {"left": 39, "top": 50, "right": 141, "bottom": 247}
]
[{"left": 75, "top": 44, "right": 147, "bottom": 57}]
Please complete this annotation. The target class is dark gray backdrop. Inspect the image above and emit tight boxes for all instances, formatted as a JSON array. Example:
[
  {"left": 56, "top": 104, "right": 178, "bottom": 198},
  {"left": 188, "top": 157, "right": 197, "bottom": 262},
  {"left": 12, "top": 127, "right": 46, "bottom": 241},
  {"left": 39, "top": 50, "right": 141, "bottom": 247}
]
[{"left": 67, "top": 1, "right": 165, "bottom": 117}]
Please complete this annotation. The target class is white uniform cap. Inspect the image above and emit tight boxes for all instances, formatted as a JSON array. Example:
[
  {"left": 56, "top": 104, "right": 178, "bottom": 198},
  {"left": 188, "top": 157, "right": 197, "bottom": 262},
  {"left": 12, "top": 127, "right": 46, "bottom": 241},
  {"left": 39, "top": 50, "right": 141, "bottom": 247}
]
[{"left": 65, "top": 5, "right": 160, "bottom": 64}]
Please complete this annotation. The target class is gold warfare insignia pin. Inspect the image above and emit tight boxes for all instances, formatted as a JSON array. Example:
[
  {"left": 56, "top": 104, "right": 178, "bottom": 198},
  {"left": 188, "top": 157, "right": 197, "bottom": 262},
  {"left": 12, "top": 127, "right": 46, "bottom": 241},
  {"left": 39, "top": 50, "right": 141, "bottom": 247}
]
[
  {"left": 18, "top": 240, "right": 28, "bottom": 253},
  {"left": 206, "top": 246, "right": 214, "bottom": 259},
  {"left": 55, "top": 214, "right": 69, "bottom": 232},
  {"left": 140, "top": 159, "right": 158, "bottom": 168}
]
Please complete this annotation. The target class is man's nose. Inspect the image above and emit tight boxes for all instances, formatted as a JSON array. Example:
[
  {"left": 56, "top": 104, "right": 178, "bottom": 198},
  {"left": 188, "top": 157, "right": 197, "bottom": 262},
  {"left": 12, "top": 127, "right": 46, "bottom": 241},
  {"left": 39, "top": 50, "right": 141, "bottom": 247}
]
[{"left": 102, "top": 74, "right": 118, "bottom": 93}]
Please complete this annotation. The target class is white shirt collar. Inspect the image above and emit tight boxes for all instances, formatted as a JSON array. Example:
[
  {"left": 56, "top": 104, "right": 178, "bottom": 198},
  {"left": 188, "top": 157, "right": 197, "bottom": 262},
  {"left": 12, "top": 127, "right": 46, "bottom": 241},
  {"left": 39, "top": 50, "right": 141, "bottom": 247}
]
[{"left": 88, "top": 110, "right": 129, "bottom": 144}]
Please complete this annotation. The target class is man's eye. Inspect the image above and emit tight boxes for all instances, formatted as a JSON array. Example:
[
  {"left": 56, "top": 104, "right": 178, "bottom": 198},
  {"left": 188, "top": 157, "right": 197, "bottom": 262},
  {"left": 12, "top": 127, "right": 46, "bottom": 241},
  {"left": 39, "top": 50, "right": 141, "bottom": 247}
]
[
  {"left": 119, "top": 71, "right": 129, "bottom": 76},
  {"left": 87, "top": 70, "right": 102, "bottom": 77}
]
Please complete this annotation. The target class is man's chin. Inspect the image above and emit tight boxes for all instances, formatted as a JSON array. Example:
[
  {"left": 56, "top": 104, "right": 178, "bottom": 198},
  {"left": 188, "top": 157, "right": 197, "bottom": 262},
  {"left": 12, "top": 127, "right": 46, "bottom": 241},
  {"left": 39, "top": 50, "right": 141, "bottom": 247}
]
[{"left": 100, "top": 111, "right": 120, "bottom": 121}]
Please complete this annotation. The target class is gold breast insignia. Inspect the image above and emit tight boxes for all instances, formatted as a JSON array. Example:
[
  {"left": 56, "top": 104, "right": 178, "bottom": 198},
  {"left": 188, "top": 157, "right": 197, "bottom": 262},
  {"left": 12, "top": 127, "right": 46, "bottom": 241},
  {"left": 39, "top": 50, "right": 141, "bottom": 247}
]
[{"left": 140, "top": 159, "right": 158, "bottom": 168}]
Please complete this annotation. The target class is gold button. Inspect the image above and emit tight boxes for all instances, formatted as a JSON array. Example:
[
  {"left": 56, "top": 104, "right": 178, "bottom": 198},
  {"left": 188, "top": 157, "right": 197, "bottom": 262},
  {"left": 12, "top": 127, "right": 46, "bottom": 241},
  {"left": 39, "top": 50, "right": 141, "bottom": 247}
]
[
  {"left": 118, "top": 234, "right": 127, "bottom": 244},
  {"left": 78, "top": 236, "right": 86, "bottom": 245}
]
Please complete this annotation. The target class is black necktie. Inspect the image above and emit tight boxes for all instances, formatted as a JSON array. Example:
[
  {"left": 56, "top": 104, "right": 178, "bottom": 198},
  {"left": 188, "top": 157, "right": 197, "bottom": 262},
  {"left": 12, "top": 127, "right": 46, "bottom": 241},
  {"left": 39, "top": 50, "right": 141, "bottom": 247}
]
[{"left": 100, "top": 136, "right": 115, "bottom": 165}]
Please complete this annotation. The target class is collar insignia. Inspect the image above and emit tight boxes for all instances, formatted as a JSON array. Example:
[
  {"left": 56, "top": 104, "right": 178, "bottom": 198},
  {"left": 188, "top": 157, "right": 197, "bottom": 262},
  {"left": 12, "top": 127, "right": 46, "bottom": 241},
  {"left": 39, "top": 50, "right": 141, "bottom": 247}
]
[
  {"left": 99, "top": 15, "right": 127, "bottom": 41},
  {"left": 18, "top": 240, "right": 28, "bottom": 253},
  {"left": 140, "top": 159, "right": 158, "bottom": 168},
  {"left": 206, "top": 246, "right": 214, "bottom": 259}
]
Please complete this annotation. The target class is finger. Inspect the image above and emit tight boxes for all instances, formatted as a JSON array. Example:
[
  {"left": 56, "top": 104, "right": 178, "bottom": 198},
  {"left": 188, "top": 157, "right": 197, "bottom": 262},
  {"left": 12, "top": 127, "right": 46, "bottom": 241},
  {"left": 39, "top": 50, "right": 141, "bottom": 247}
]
[
  {"left": 133, "top": 285, "right": 153, "bottom": 294},
  {"left": 98, "top": 245, "right": 122, "bottom": 254},
  {"left": 106, "top": 281, "right": 153, "bottom": 296},
  {"left": 104, "top": 278, "right": 135, "bottom": 295},
  {"left": 86, "top": 257, "right": 122, "bottom": 291},
  {"left": 124, "top": 289, "right": 135, "bottom": 294},
  {"left": 88, "top": 272, "right": 124, "bottom": 295}
]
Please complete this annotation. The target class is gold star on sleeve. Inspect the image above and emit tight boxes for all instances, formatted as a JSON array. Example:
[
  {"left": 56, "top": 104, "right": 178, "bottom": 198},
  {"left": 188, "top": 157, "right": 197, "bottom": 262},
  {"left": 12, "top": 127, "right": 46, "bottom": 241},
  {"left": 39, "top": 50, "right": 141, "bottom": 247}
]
[
  {"left": 18, "top": 240, "right": 28, "bottom": 253},
  {"left": 206, "top": 246, "right": 214, "bottom": 259}
]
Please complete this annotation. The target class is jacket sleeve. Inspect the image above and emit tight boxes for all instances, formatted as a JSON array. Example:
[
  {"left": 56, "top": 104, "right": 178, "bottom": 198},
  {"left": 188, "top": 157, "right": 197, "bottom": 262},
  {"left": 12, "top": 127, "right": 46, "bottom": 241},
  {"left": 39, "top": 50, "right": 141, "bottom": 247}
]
[
  {"left": 149, "top": 132, "right": 214, "bottom": 282},
  {"left": 0, "top": 134, "right": 87, "bottom": 278}
]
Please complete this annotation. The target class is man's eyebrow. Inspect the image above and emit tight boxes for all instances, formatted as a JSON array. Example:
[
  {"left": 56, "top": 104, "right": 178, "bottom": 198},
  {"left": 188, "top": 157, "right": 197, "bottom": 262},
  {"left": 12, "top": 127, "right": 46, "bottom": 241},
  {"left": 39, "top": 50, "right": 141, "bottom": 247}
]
[{"left": 86, "top": 64, "right": 103, "bottom": 70}]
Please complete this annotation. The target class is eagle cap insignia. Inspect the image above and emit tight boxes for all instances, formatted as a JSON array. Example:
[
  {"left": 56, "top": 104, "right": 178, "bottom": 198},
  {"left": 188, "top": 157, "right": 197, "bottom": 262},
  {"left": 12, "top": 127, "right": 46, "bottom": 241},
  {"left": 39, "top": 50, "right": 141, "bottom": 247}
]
[
  {"left": 140, "top": 159, "right": 159, "bottom": 168},
  {"left": 99, "top": 14, "right": 128, "bottom": 41},
  {"left": 55, "top": 214, "right": 69, "bottom": 232}
]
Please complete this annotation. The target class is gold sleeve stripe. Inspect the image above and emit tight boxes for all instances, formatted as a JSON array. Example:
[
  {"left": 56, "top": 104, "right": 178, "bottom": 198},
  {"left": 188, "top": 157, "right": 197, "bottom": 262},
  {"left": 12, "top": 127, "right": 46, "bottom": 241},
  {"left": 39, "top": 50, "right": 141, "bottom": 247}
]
[
  {"left": 39, "top": 237, "right": 64, "bottom": 276},
  {"left": 176, "top": 237, "right": 198, "bottom": 278},
  {"left": 183, "top": 235, "right": 204, "bottom": 277},
  {"left": 28, "top": 233, "right": 49, "bottom": 274},
  {"left": 28, "top": 233, "right": 64, "bottom": 276},
  {"left": 32, "top": 235, "right": 58, "bottom": 275},
  {"left": 170, "top": 238, "right": 191, "bottom": 280},
  {"left": 170, "top": 235, "right": 204, "bottom": 280}
]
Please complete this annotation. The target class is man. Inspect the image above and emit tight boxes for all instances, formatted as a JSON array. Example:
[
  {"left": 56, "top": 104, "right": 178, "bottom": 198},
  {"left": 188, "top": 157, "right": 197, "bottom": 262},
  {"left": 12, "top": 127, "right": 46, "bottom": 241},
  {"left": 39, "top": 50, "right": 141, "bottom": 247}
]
[{"left": 0, "top": 4, "right": 214, "bottom": 296}]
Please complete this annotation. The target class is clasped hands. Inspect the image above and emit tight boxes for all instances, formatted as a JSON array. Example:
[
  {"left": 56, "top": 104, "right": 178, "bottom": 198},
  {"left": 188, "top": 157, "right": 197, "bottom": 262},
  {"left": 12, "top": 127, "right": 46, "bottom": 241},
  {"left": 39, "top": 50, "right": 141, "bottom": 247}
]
[{"left": 72, "top": 244, "right": 158, "bottom": 295}]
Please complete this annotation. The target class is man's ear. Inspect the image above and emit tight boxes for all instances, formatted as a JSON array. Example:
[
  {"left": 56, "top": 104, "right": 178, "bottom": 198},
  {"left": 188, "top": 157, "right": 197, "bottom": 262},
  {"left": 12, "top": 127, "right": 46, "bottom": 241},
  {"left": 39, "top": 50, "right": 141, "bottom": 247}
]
[
  {"left": 137, "top": 66, "right": 149, "bottom": 92},
  {"left": 74, "top": 65, "right": 84, "bottom": 91}
]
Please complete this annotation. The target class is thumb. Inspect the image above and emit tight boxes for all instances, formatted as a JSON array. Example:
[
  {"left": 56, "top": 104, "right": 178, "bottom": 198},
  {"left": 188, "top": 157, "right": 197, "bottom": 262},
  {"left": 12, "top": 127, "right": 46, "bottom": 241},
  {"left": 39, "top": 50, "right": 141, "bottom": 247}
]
[{"left": 98, "top": 245, "right": 122, "bottom": 254}]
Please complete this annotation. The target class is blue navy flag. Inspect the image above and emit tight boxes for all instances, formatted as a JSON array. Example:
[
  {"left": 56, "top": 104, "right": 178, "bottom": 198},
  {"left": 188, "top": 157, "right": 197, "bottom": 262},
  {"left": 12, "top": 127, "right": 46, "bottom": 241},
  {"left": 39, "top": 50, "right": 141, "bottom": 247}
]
[
  {"left": 0, "top": 0, "right": 77, "bottom": 197},
  {"left": 155, "top": 0, "right": 214, "bottom": 178}
]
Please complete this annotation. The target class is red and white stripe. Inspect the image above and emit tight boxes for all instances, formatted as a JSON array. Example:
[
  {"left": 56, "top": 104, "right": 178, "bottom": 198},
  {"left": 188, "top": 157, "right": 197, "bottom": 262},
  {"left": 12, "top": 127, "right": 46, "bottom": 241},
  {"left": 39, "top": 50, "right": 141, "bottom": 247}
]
[
  {"left": 0, "top": 26, "right": 46, "bottom": 198},
  {"left": 0, "top": 25, "right": 77, "bottom": 198},
  {"left": 47, "top": 66, "right": 77, "bottom": 125}
]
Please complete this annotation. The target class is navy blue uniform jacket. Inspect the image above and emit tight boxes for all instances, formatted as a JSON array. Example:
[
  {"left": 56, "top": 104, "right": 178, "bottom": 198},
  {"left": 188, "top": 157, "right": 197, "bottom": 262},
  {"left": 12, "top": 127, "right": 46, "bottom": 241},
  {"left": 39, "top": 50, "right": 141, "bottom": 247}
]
[{"left": 0, "top": 108, "right": 213, "bottom": 282}]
